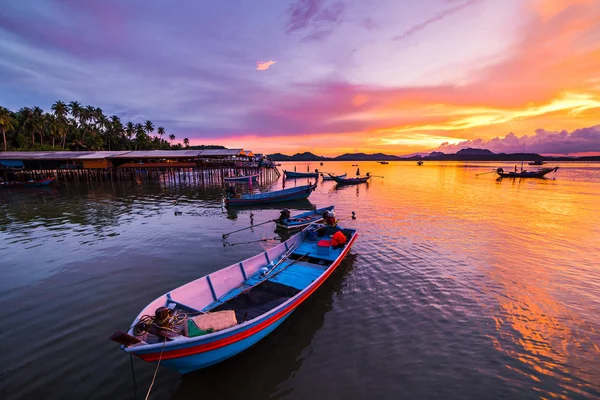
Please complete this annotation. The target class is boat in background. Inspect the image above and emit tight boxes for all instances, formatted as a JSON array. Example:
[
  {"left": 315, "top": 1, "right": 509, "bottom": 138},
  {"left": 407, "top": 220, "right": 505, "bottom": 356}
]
[
  {"left": 276, "top": 205, "right": 334, "bottom": 230},
  {"left": 322, "top": 173, "right": 346, "bottom": 181},
  {"left": 224, "top": 173, "right": 259, "bottom": 183},
  {"left": 112, "top": 223, "right": 358, "bottom": 373},
  {"left": 284, "top": 170, "right": 319, "bottom": 179},
  {"left": 0, "top": 177, "right": 55, "bottom": 189},
  {"left": 225, "top": 183, "right": 317, "bottom": 206},
  {"left": 330, "top": 174, "right": 370, "bottom": 185},
  {"left": 378, "top": 161, "right": 389, "bottom": 164},
  {"left": 417, "top": 161, "right": 423, "bottom": 166},
  {"left": 528, "top": 160, "right": 545, "bottom": 166},
  {"left": 496, "top": 166, "right": 558, "bottom": 179}
]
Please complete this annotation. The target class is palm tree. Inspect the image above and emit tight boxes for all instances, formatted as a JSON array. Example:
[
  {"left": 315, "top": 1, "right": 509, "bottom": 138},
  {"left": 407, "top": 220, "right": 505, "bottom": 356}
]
[
  {"left": 135, "top": 123, "right": 146, "bottom": 150},
  {"left": 144, "top": 120, "right": 154, "bottom": 137},
  {"left": 52, "top": 101, "right": 68, "bottom": 148},
  {"left": 168, "top": 133, "right": 175, "bottom": 146},
  {"left": 183, "top": 137, "right": 190, "bottom": 148},
  {"left": 18, "top": 107, "right": 35, "bottom": 146},
  {"left": 32, "top": 106, "right": 44, "bottom": 145},
  {"left": 157, "top": 126, "right": 165, "bottom": 138},
  {"left": 0, "top": 106, "right": 15, "bottom": 151}
]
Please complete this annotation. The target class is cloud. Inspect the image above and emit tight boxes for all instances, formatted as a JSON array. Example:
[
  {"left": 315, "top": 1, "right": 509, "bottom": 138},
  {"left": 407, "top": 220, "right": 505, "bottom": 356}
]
[
  {"left": 285, "top": 0, "right": 345, "bottom": 41},
  {"left": 435, "top": 125, "right": 600, "bottom": 155},
  {"left": 256, "top": 60, "right": 277, "bottom": 71},
  {"left": 392, "top": 0, "right": 482, "bottom": 42}
]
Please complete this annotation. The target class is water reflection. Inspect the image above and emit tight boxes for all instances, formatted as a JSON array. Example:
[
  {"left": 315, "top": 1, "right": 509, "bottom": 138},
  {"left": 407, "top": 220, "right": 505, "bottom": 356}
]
[{"left": 172, "top": 253, "right": 357, "bottom": 400}]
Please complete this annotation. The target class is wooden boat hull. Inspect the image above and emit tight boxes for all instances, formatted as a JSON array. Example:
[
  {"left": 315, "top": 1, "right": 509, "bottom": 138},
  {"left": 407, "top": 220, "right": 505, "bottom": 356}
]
[
  {"left": 275, "top": 205, "right": 334, "bottom": 230},
  {"left": 124, "top": 225, "right": 358, "bottom": 373},
  {"left": 330, "top": 175, "right": 370, "bottom": 185},
  {"left": 0, "top": 177, "right": 54, "bottom": 188},
  {"left": 225, "top": 184, "right": 316, "bottom": 206},
  {"left": 321, "top": 173, "right": 346, "bottom": 181},
  {"left": 284, "top": 170, "right": 319, "bottom": 178},
  {"left": 497, "top": 167, "right": 558, "bottom": 179},
  {"left": 224, "top": 174, "right": 259, "bottom": 183}
]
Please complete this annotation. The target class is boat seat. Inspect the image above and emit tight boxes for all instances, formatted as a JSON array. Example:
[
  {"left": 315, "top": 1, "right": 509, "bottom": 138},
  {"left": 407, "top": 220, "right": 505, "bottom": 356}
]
[{"left": 166, "top": 293, "right": 201, "bottom": 313}]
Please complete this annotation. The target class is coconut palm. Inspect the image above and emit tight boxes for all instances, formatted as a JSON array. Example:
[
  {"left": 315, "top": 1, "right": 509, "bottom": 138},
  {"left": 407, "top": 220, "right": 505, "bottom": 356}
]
[
  {"left": 183, "top": 137, "right": 190, "bottom": 148},
  {"left": 0, "top": 106, "right": 15, "bottom": 151},
  {"left": 157, "top": 126, "right": 165, "bottom": 138},
  {"left": 144, "top": 120, "right": 154, "bottom": 137},
  {"left": 168, "top": 133, "right": 175, "bottom": 144},
  {"left": 52, "top": 101, "right": 68, "bottom": 148}
]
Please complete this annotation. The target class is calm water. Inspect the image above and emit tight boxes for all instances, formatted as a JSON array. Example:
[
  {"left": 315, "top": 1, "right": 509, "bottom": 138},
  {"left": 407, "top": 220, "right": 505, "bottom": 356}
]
[{"left": 1, "top": 161, "right": 599, "bottom": 400}]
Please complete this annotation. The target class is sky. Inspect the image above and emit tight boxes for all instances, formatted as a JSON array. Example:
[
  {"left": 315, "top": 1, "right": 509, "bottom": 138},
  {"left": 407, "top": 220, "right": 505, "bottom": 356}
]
[{"left": 1, "top": 0, "right": 599, "bottom": 156}]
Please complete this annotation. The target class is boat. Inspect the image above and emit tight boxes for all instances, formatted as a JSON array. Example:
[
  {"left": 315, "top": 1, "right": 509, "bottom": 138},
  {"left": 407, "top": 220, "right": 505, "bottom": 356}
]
[
  {"left": 276, "top": 205, "right": 334, "bottom": 230},
  {"left": 321, "top": 173, "right": 346, "bottom": 181},
  {"left": 496, "top": 166, "right": 559, "bottom": 179},
  {"left": 224, "top": 173, "right": 259, "bottom": 183},
  {"left": 351, "top": 164, "right": 358, "bottom": 167},
  {"left": 0, "top": 177, "right": 55, "bottom": 189},
  {"left": 417, "top": 161, "right": 423, "bottom": 166},
  {"left": 378, "top": 161, "right": 389, "bottom": 164},
  {"left": 283, "top": 170, "right": 319, "bottom": 179},
  {"left": 225, "top": 184, "right": 317, "bottom": 206},
  {"left": 111, "top": 223, "right": 358, "bottom": 373},
  {"left": 528, "top": 160, "right": 545, "bottom": 166},
  {"left": 329, "top": 174, "right": 370, "bottom": 185}
]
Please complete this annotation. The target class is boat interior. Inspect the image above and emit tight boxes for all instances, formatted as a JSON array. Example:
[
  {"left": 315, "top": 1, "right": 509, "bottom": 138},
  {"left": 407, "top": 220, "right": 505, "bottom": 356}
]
[{"left": 131, "top": 225, "right": 355, "bottom": 345}]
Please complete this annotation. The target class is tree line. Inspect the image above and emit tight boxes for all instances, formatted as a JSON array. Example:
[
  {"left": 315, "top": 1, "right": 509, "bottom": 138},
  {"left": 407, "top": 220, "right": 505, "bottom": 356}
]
[{"left": 0, "top": 101, "right": 190, "bottom": 152}]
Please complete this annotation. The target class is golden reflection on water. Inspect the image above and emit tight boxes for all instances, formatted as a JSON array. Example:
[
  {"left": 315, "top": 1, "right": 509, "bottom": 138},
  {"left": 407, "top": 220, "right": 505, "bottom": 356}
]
[{"left": 289, "top": 161, "right": 600, "bottom": 397}]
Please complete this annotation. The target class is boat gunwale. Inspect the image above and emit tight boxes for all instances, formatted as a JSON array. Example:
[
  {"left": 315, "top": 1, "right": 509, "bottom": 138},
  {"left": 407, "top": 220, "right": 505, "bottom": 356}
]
[{"left": 126, "top": 227, "right": 358, "bottom": 358}]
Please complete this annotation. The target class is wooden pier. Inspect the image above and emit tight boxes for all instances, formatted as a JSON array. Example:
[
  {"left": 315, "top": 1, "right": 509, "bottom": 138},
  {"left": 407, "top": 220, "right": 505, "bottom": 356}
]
[{"left": 0, "top": 149, "right": 281, "bottom": 186}]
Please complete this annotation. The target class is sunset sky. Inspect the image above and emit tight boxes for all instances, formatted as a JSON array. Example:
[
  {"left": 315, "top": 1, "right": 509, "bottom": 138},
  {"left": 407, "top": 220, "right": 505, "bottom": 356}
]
[{"left": 1, "top": 0, "right": 599, "bottom": 156}]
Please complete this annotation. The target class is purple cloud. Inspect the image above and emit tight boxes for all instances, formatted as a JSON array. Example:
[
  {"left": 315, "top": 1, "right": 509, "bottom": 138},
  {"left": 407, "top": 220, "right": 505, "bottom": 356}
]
[
  {"left": 392, "top": 0, "right": 481, "bottom": 42},
  {"left": 285, "top": 0, "right": 346, "bottom": 41},
  {"left": 436, "top": 126, "right": 600, "bottom": 155}
]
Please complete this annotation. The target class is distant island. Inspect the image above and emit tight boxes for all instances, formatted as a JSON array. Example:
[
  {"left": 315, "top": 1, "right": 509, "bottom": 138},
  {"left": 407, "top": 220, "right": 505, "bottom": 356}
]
[{"left": 268, "top": 148, "right": 600, "bottom": 162}]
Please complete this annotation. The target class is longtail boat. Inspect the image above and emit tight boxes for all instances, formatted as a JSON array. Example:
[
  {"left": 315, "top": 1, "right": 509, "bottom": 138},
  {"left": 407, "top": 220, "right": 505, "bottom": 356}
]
[
  {"left": 496, "top": 166, "right": 558, "bottom": 179},
  {"left": 284, "top": 170, "right": 319, "bottom": 179},
  {"left": 224, "top": 174, "right": 259, "bottom": 183},
  {"left": 111, "top": 223, "right": 358, "bottom": 373},
  {"left": 225, "top": 184, "right": 316, "bottom": 206},
  {"left": 0, "top": 177, "right": 55, "bottom": 189},
  {"left": 330, "top": 174, "right": 370, "bottom": 185},
  {"left": 276, "top": 205, "right": 334, "bottom": 230},
  {"left": 528, "top": 160, "right": 545, "bottom": 166},
  {"left": 321, "top": 173, "right": 346, "bottom": 181},
  {"left": 417, "top": 161, "right": 423, "bottom": 166}
]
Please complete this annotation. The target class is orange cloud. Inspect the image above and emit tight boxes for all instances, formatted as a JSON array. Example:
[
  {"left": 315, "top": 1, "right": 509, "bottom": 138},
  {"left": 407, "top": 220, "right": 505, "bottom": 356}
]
[{"left": 256, "top": 60, "right": 277, "bottom": 71}]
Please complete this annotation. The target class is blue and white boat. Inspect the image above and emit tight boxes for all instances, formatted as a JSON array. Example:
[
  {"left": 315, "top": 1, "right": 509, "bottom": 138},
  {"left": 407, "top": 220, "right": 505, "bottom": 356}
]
[
  {"left": 284, "top": 170, "right": 319, "bottom": 179},
  {"left": 224, "top": 173, "right": 259, "bottom": 183},
  {"left": 225, "top": 184, "right": 316, "bottom": 206},
  {"left": 321, "top": 173, "right": 346, "bottom": 181},
  {"left": 114, "top": 223, "right": 358, "bottom": 373},
  {"left": 276, "top": 205, "right": 334, "bottom": 230}
]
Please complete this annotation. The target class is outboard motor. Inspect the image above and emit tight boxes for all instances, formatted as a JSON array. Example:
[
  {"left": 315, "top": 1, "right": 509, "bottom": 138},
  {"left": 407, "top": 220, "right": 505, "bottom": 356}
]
[
  {"left": 279, "top": 208, "right": 291, "bottom": 221},
  {"left": 496, "top": 167, "right": 504, "bottom": 174}
]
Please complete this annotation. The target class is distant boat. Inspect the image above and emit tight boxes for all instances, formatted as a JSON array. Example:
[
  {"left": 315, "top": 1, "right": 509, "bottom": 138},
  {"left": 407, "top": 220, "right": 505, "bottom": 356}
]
[
  {"left": 528, "top": 160, "right": 545, "bottom": 166},
  {"left": 378, "top": 161, "right": 389, "bottom": 164},
  {"left": 351, "top": 164, "right": 358, "bottom": 167},
  {"left": 225, "top": 184, "right": 317, "bottom": 206},
  {"left": 224, "top": 173, "right": 259, "bottom": 183},
  {"left": 0, "top": 177, "right": 55, "bottom": 189},
  {"left": 330, "top": 174, "right": 370, "bottom": 185},
  {"left": 417, "top": 161, "right": 423, "bottom": 166},
  {"left": 496, "top": 167, "right": 559, "bottom": 179},
  {"left": 276, "top": 205, "right": 334, "bottom": 230},
  {"left": 320, "top": 162, "right": 324, "bottom": 166},
  {"left": 284, "top": 170, "right": 319, "bottom": 179},
  {"left": 112, "top": 222, "right": 358, "bottom": 373},
  {"left": 322, "top": 173, "right": 346, "bottom": 181}
]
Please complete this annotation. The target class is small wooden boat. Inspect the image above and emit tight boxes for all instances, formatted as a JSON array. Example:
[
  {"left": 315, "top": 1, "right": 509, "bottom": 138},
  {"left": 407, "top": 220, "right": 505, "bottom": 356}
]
[
  {"left": 330, "top": 174, "right": 370, "bottom": 185},
  {"left": 378, "top": 161, "right": 389, "bottom": 164},
  {"left": 112, "top": 223, "right": 358, "bottom": 373},
  {"left": 528, "top": 160, "right": 545, "bottom": 166},
  {"left": 224, "top": 174, "right": 259, "bottom": 183},
  {"left": 417, "top": 161, "right": 423, "bottom": 166},
  {"left": 0, "top": 177, "right": 55, "bottom": 189},
  {"left": 276, "top": 206, "right": 334, "bottom": 230},
  {"left": 284, "top": 170, "right": 319, "bottom": 179},
  {"left": 496, "top": 166, "right": 558, "bottom": 179},
  {"left": 225, "top": 184, "right": 316, "bottom": 206},
  {"left": 321, "top": 173, "right": 346, "bottom": 181}
]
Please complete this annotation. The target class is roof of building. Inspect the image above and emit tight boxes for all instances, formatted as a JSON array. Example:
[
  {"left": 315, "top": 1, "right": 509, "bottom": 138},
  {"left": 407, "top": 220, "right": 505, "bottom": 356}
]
[
  {"left": 75, "top": 151, "right": 132, "bottom": 159},
  {"left": 107, "top": 150, "right": 202, "bottom": 158},
  {"left": 197, "top": 149, "right": 244, "bottom": 156}
]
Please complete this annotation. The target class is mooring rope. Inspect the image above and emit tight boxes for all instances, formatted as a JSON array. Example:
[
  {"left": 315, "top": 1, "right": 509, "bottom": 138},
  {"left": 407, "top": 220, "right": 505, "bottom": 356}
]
[{"left": 144, "top": 339, "right": 166, "bottom": 400}]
